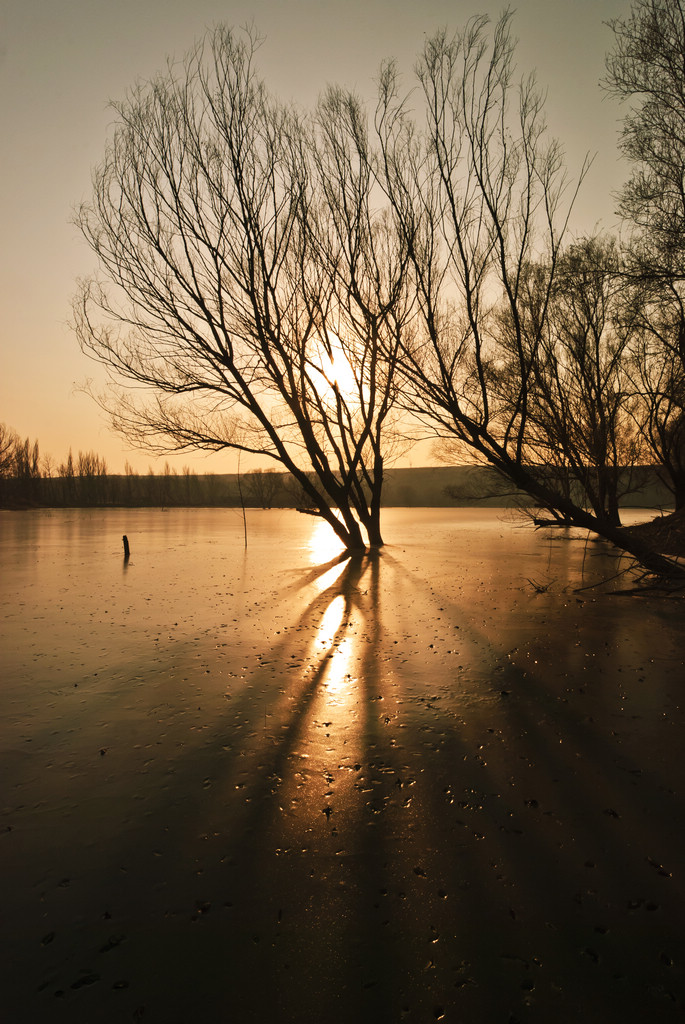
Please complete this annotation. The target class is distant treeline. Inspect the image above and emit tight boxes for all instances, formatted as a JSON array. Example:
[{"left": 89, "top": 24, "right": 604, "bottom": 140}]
[
  {"left": 0, "top": 466, "right": 300, "bottom": 509},
  {"left": 0, "top": 421, "right": 673, "bottom": 511},
  {"left": 0, "top": 423, "right": 288, "bottom": 508},
  {"left": 0, "top": 422, "right": 326, "bottom": 508}
]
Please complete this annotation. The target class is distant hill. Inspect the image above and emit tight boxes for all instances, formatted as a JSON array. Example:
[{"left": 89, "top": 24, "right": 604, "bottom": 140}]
[
  {"left": 1, "top": 464, "right": 674, "bottom": 510},
  {"left": 380, "top": 465, "right": 673, "bottom": 509}
]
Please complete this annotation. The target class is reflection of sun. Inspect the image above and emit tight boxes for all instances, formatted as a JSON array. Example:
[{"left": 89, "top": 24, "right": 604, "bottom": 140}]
[
  {"left": 313, "top": 594, "right": 356, "bottom": 699},
  {"left": 324, "top": 634, "right": 355, "bottom": 698},
  {"left": 308, "top": 517, "right": 346, "bottom": 565},
  {"left": 315, "top": 594, "right": 346, "bottom": 647},
  {"left": 314, "top": 558, "right": 348, "bottom": 593}
]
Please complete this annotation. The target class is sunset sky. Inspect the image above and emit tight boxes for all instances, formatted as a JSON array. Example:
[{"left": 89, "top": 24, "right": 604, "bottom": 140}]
[{"left": 1, "top": 0, "right": 628, "bottom": 474}]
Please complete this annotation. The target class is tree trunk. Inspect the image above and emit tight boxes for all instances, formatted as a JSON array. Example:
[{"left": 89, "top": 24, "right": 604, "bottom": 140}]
[
  {"left": 500, "top": 456, "right": 684, "bottom": 579},
  {"left": 530, "top": 477, "right": 680, "bottom": 577},
  {"left": 366, "top": 511, "right": 384, "bottom": 548},
  {"left": 322, "top": 505, "right": 366, "bottom": 553},
  {"left": 673, "top": 477, "right": 685, "bottom": 512},
  {"left": 360, "top": 463, "right": 384, "bottom": 548}
]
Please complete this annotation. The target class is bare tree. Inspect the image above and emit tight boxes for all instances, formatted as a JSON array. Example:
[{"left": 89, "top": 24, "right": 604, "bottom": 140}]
[
  {"left": 243, "top": 468, "right": 283, "bottom": 508},
  {"left": 628, "top": 283, "right": 685, "bottom": 507},
  {"left": 0, "top": 423, "right": 19, "bottom": 505},
  {"left": 509, "top": 237, "right": 645, "bottom": 528},
  {"left": 377, "top": 11, "right": 679, "bottom": 575},
  {"left": 76, "top": 449, "right": 109, "bottom": 505},
  {"left": 604, "top": 0, "right": 685, "bottom": 510},
  {"left": 12, "top": 437, "right": 42, "bottom": 504},
  {"left": 605, "top": 0, "right": 685, "bottom": 293},
  {"left": 74, "top": 27, "right": 407, "bottom": 553},
  {"left": 0, "top": 423, "right": 18, "bottom": 478},
  {"left": 304, "top": 86, "right": 415, "bottom": 544}
]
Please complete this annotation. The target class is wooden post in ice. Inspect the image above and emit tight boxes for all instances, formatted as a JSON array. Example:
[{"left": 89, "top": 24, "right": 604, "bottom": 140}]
[{"left": 122, "top": 535, "right": 130, "bottom": 559}]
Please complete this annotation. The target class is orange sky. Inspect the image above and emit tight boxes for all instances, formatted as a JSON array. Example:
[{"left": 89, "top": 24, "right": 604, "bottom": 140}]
[{"left": 1, "top": 0, "right": 628, "bottom": 474}]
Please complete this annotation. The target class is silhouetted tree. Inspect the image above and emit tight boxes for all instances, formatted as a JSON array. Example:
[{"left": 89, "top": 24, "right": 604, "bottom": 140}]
[
  {"left": 628, "top": 283, "right": 685, "bottom": 508},
  {"left": 41, "top": 453, "right": 56, "bottom": 480},
  {"left": 501, "top": 237, "right": 645, "bottom": 527},
  {"left": 76, "top": 449, "right": 108, "bottom": 505},
  {"left": 605, "top": 0, "right": 685, "bottom": 298},
  {"left": 604, "top": 0, "right": 685, "bottom": 509},
  {"left": 377, "top": 11, "right": 678, "bottom": 575},
  {"left": 11, "top": 437, "right": 42, "bottom": 503},
  {"left": 74, "top": 27, "right": 408, "bottom": 552},
  {"left": 0, "top": 423, "right": 18, "bottom": 477},
  {"left": 0, "top": 423, "right": 19, "bottom": 503},
  {"left": 58, "top": 448, "right": 77, "bottom": 504},
  {"left": 244, "top": 468, "right": 283, "bottom": 508}
]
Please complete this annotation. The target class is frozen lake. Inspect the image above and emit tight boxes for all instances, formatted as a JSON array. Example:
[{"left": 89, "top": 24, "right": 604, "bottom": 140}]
[{"left": 1, "top": 507, "right": 684, "bottom": 1022}]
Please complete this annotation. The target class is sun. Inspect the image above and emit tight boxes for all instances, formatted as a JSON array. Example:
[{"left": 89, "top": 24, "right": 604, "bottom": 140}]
[
  {"left": 311, "top": 332, "right": 360, "bottom": 405},
  {"left": 329, "top": 341, "right": 359, "bottom": 398}
]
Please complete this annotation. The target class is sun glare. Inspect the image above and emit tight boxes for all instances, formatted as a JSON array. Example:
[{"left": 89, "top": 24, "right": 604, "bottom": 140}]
[
  {"left": 312, "top": 593, "right": 356, "bottom": 699},
  {"left": 308, "top": 517, "right": 346, "bottom": 565},
  {"left": 315, "top": 593, "right": 346, "bottom": 648},
  {"left": 311, "top": 333, "right": 360, "bottom": 405},
  {"left": 330, "top": 345, "right": 359, "bottom": 398}
]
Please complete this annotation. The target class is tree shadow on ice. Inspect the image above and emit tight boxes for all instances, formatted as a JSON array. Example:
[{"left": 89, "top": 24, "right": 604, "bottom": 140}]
[
  {"left": 199, "top": 547, "right": 415, "bottom": 1022},
  {"left": 22, "top": 547, "right": 685, "bottom": 1023},
  {"left": 26, "top": 549, "right": 404, "bottom": 1022},
  {"left": 366, "top": 551, "right": 685, "bottom": 1022}
]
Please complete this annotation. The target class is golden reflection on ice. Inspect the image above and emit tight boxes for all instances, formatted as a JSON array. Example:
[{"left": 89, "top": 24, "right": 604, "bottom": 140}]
[
  {"left": 312, "top": 593, "right": 357, "bottom": 700},
  {"left": 313, "top": 558, "right": 348, "bottom": 593},
  {"left": 307, "top": 517, "right": 346, "bottom": 565},
  {"left": 315, "top": 593, "right": 346, "bottom": 647},
  {"left": 323, "top": 633, "right": 356, "bottom": 699}
]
